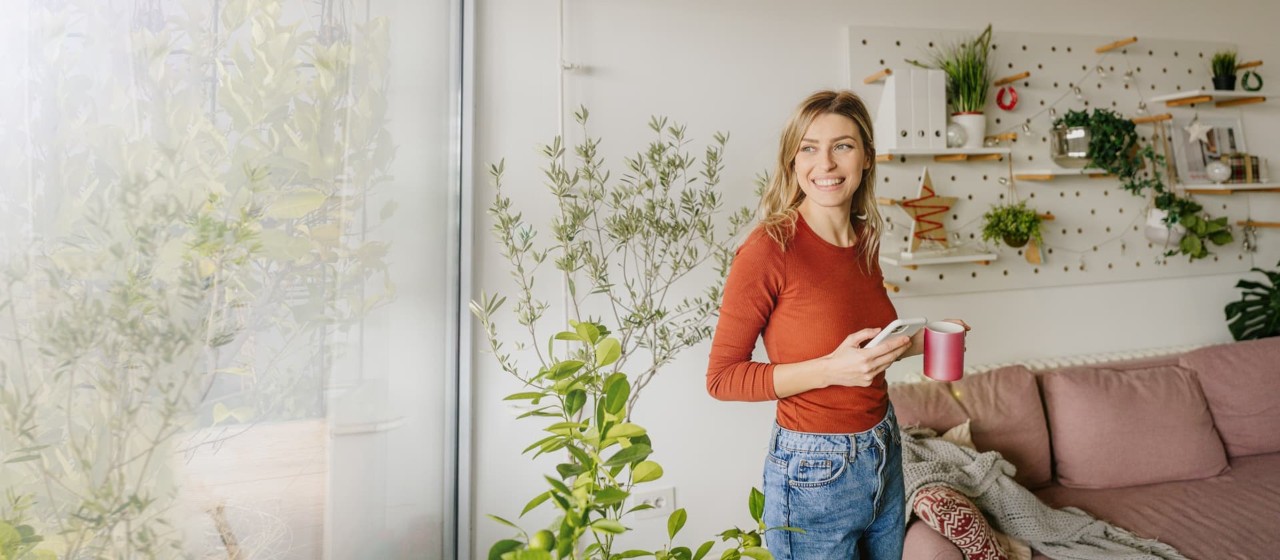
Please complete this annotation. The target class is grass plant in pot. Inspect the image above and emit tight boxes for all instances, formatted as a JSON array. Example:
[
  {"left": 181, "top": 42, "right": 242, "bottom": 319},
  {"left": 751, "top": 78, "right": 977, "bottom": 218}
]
[
  {"left": 1211, "top": 49, "right": 1238, "bottom": 91},
  {"left": 981, "top": 200, "right": 1043, "bottom": 248},
  {"left": 908, "top": 24, "right": 993, "bottom": 149},
  {"left": 1053, "top": 108, "right": 1232, "bottom": 260}
]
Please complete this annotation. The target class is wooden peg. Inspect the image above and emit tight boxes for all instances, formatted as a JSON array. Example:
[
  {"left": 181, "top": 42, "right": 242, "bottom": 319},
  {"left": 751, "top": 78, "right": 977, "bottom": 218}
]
[
  {"left": 876, "top": 154, "right": 892, "bottom": 162},
  {"left": 1237, "top": 220, "right": 1280, "bottom": 228},
  {"left": 1038, "top": 213, "right": 1056, "bottom": 221},
  {"left": 864, "top": 68, "right": 893, "bottom": 84},
  {"left": 994, "top": 71, "right": 1031, "bottom": 87},
  {"left": 1165, "top": 95, "right": 1213, "bottom": 107},
  {"left": 967, "top": 153, "right": 1005, "bottom": 162},
  {"left": 984, "top": 132, "right": 1018, "bottom": 143},
  {"left": 1217, "top": 96, "right": 1266, "bottom": 108},
  {"left": 1015, "top": 174, "right": 1053, "bottom": 181},
  {"left": 877, "top": 197, "right": 900, "bottom": 206},
  {"left": 1131, "top": 113, "right": 1172, "bottom": 124},
  {"left": 1096, "top": 36, "right": 1137, "bottom": 53},
  {"left": 933, "top": 154, "right": 969, "bottom": 162},
  {"left": 1236, "top": 60, "right": 1263, "bottom": 70},
  {"left": 883, "top": 281, "right": 901, "bottom": 293}
]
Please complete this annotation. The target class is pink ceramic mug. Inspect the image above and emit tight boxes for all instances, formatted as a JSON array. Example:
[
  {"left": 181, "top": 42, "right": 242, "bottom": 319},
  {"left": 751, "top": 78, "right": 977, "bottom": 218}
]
[{"left": 923, "top": 321, "right": 966, "bottom": 381}]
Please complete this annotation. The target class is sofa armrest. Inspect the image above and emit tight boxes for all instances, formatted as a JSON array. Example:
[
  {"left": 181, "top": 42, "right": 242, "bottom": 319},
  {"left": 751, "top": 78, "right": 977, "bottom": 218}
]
[{"left": 904, "top": 519, "right": 963, "bottom": 560}]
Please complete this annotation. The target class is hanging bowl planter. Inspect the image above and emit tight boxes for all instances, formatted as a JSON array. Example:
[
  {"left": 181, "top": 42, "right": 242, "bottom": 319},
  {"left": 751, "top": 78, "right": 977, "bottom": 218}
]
[{"left": 1145, "top": 208, "right": 1187, "bottom": 246}]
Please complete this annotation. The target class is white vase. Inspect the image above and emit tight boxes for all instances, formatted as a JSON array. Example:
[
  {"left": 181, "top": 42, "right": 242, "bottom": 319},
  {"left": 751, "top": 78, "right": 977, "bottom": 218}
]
[
  {"left": 1145, "top": 208, "right": 1186, "bottom": 246},
  {"left": 950, "top": 113, "right": 986, "bottom": 149}
]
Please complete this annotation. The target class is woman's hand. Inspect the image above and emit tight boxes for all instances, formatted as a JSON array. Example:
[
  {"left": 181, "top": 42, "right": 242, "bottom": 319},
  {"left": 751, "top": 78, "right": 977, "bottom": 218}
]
[
  {"left": 905, "top": 318, "right": 971, "bottom": 358},
  {"left": 822, "top": 328, "right": 913, "bottom": 387}
]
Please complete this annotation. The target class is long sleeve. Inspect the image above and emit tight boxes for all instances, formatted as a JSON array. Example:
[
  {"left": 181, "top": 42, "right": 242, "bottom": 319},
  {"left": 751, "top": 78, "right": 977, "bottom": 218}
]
[{"left": 706, "top": 229, "right": 785, "bottom": 401}]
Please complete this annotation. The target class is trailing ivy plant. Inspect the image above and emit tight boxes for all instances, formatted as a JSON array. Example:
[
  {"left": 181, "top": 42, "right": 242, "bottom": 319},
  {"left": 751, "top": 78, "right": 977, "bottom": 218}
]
[
  {"left": 1054, "top": 109, "right": 1233, "bottom": 260},
  {"left": 1225, "top": 262, "right": 1280, "bottom": 340},
  {"left": 472, "top": 111, "right": 794, "bottom": 559}
]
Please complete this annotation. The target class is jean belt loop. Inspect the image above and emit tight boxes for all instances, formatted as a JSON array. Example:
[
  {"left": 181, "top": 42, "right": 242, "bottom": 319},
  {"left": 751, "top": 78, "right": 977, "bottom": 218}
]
[{"left": 769, "top": 422, "right": 780, "bottom": 452}]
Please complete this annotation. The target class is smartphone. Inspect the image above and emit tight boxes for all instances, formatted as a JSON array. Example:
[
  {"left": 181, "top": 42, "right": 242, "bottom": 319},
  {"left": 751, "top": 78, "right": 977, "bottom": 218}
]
[{"left": 863, "top": 317, "right": 928, "bottom": 348}]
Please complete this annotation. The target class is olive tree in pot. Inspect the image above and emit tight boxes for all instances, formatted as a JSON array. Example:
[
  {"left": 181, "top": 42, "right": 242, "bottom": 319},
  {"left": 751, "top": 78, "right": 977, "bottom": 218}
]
[
  {"left": 1054, "top": 109, "right": 1233, "bottom": 260},
  {"left": 472, "top": 109, "right": 796, "bottom": 560}
]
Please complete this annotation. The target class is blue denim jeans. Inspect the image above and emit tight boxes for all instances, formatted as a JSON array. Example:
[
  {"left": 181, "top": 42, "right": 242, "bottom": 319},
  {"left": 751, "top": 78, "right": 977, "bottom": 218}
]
[{"left": 762, "top": 407, "right": 905, "bottom": 560}]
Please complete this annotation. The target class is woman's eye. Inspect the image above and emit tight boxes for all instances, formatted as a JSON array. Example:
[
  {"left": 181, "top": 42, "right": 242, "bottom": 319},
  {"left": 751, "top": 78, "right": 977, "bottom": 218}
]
[
  {"left": 836, "top": 143, "right": 855, "bottom": 151},
  {"left": 800, "top": 146, "right": 817, "bottom": 153}
]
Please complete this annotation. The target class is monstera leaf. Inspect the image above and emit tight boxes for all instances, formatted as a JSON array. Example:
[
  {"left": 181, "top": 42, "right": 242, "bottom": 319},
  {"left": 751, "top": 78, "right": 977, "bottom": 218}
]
[{"left": 1225, "top": 264, "right": 1280, "bottom": 340}]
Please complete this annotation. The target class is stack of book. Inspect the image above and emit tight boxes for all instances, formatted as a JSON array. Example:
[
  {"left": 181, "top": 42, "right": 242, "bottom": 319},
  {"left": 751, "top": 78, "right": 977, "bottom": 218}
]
[{"left": 1220, "top": 153, "right": 1262, "bottom": 184}]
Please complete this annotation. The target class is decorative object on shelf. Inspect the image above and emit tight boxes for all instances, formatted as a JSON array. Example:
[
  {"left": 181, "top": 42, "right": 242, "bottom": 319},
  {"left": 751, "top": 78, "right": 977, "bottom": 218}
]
[
  {"left": 907, "top": 24, "right": 992, "bottom": 148},
  {"left": 1170, "top": 115, "right": 1247, "bottom": 184},
  {"left": 1056, "top": 108, "right": 1233, "bottom": 260},
  {"left": 899, "top": 167, "right": 958, "bottom": 253},
  {"left": 1050, "top": 124, "right": 1091, "bottom": 168},
  {"left": 946, "top": 122, "right": 967, "bottom": 148},
  {"left": 1225, "top": 261, "right": 1280, "bottom": 341},
  {"left": 1211, "top": 49, "right": 1238, "bottom": 91},
  {"left": 1206, "top": 160, "right": 1233, "bottom": 184},
  {"left": 1240, "top": 70, "right": 1263, "bottom": 92},
  {"left": 1184, "top": 117, "right": 1213, "bottom": 146},
  {"left": 1241, "top": 223, "right": 1258, "bottom": 253},
  {"left": 980, "top": 200, "right": 1044, "bottom": 249}
]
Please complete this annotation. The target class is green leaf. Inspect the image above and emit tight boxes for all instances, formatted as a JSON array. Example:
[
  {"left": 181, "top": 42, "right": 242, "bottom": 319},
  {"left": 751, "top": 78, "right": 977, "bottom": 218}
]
[
  {"left": 544, "top": 475, "right": 573, "bottom": 496},
  {"left": 556, "top": 463, "right": 587, "bottom": 479},
  {"left": 694, "top": 541, "right": 715, "bottom": 560},
  {"left": 604, "top": 443, "right": 652, "bottom": 467},
  {"left": 632, "top": 460, "right": 664, "bottom": 483},
  {"left": 576, "top": 322, "right": 601, "bottom": 344},
  {"left": 505, "top": 392, "right": 546, "bottom": 401},
  {"left": 615, "top": 551, "right": 655, "bottom": 559},
  {"left": 486, "top": 515, "right": 522, "bottom": 531},
  {"left": 266, "top": 189, "right": 327, "bottom": 219},
  {"left": 740, "top": 547, "right": 771, "bottom": 560},
  {"left": 521, "top": 492, "right": 552, "bottom": 516},
  {"left": 554, "top": 331, "right": 585, "bottom": 342},
  {"left": 595, "top": 487, "right": 630, "bottom": 506},
  {"left": 565, "top": 390, "right": 587, "bottom": 416},
  {"left": 549, "top": 360, "right": 585, "bottom": 380},
  {"left": 606, "top": 422, "right": 646, "bottom": 440},
  {"left": 595, "top": 337, "right": 622, "bottom": 367},
  {"left": 591, "top": 519, "right": 627, "bottom": 534},
  {"left": 604, "top": 375, "right": 631, "bottom": 415},
  {"left": 748, "top": 487, "right": 765, "bottom": 522},
  {"left": 667, "top": 508, "right": 688, "bottom": 539}
]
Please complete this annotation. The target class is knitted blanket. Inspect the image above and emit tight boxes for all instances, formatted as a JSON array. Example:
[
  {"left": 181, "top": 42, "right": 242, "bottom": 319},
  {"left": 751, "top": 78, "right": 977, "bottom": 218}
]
[{"left": 900, "top": 429, "right": 1188, "bottom": 560}]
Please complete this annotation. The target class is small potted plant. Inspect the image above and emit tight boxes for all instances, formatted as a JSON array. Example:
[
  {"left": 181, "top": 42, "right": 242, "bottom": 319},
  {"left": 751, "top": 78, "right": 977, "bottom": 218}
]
[
  {"left": 981, "top": 200, "right": 1043, "bottom": 248},
  {"left": 1211, "top": 49, "right": 1238, "bottom": 91},
  {"left": 908, "top": 24, "right": 993, "bottom": 148}
]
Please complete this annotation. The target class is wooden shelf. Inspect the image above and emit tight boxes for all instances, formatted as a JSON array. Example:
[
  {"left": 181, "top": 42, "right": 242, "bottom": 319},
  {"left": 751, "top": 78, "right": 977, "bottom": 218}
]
[
  {"left": 1014, "top": 168, "right": 1111, "bottom": 181},
  {"left": 1149, "top": 90, "right": 1269, "bottom": 108},
  {"left": 1183, "top": 182, "right": 1280, "bottom": 195},
  {"left": 881, "top": 247, "right": 999, "bottom": 269},
  {"left": 876, "top": 147, "right": 1011, "bottom": 163}
]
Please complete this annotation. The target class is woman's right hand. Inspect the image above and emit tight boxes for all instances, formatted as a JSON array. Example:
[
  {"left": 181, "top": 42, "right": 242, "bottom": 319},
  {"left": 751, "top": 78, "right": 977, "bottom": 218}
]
[{"left": 823, "top": 328, "right": 912, "bottom": 387}]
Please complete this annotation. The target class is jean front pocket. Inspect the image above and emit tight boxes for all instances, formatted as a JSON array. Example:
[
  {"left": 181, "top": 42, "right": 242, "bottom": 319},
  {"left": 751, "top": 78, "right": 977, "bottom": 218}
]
[{"left": 785, "top": 451, "right": 847, "bottom": 488}]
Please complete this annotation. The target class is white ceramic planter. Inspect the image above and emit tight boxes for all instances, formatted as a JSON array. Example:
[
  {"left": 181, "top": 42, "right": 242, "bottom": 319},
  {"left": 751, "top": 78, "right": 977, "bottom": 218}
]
[
  {"left": 1144, "top": 208, "right": 1187, "bottom": 246},
  {"left": 950, "top": 113, "right": 987, "bottom": 149}
]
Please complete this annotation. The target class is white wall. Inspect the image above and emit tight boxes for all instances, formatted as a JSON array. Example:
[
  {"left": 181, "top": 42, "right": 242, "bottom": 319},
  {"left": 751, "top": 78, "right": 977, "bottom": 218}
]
[{"left": 471, "top": 0, "right": 1280, "bottom": 556}]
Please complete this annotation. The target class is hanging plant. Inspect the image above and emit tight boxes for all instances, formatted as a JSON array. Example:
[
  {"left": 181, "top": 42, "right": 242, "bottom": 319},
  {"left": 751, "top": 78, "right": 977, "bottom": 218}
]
[
  {"left": 1054, "top": 109, "right": 1233, "bottom": 260},
  {"left": 981, "top": 200, "right": 1043, "bottom": 248},
  {"left": 1225, "top": 262, "right": 1280, "bottom": 340}
]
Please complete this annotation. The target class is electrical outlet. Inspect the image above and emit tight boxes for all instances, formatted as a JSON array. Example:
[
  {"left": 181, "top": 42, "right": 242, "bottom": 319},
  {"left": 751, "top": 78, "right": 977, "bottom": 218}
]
[{"left": 631, "top": 486, "right": 676, "bottom": 520}]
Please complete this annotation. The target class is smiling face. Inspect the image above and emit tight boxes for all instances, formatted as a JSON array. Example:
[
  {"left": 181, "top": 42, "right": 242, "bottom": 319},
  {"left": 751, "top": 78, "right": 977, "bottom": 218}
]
[{"left": 793, "top": 112, "right": 871, "bottom": 216}]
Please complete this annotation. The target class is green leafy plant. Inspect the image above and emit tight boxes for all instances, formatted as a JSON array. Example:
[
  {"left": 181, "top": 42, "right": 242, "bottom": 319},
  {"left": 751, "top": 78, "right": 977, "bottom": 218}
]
[
  {"left": 1054, "top": 108, "right": 1232, "bottom": 260},
  {"left": 907, "top": 24, "right": 993, "bottom": 113},
  {"left": 0, "top": 493, "right": 56, "bottom": 560},
  {"left": 471, "top": 110, "right": 794, "bottom": 558},
  {"left": 981, "top": 200, "right": 1043, "bottom": 248},
  {"left": 1225, "top": 262, "right": 1280, "bottom": 340},
  {"left": 1211, "top": 50, "right": 1238, "bottom": 79}
]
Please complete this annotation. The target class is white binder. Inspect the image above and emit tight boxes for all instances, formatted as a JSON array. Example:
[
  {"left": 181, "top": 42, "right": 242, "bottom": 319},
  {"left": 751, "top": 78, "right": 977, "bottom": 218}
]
[
  {"left": 911, "top": 69, "right": 932, "bottom": 149},
  {"left": 874, "top": 73, "right": 916, "bottom": 150},
  {"left": 926, "top": 69, "right": 948, "bottom": 149}
]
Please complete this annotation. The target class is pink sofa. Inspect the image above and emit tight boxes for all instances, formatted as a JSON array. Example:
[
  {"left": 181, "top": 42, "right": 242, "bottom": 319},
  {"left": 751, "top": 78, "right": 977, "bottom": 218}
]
[{"left": 889, "top": 338, "right": 1280, "bottom": 560}]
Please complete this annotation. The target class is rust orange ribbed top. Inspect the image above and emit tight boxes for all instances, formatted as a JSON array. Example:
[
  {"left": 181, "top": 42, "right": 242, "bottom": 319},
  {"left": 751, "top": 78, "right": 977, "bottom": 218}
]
[{"left": 706, "top": 213, "right": 897, "bottom": 433}]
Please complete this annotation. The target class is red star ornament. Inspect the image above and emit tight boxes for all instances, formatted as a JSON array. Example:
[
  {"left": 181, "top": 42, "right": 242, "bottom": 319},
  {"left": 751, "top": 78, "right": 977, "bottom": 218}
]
[{"left": 900, "top": 167, "right": 957, "bottom": 253}]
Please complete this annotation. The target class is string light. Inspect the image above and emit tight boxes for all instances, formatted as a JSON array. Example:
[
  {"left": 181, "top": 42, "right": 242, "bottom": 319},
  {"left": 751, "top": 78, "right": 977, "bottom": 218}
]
[{"left": 1095, "top": 65, "right": 1107, "bottom": 78}]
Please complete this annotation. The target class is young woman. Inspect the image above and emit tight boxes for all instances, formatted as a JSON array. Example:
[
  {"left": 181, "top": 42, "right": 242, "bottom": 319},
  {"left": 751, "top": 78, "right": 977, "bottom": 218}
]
[{"left": 706, "top": 90, "right": 967, "bottom": 559}]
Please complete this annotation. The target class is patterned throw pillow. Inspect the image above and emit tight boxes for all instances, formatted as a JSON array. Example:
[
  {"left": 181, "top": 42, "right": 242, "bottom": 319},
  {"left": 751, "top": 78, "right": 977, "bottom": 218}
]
[{"left": 912, "top": 485, "right": 1008, "bottom": 560}]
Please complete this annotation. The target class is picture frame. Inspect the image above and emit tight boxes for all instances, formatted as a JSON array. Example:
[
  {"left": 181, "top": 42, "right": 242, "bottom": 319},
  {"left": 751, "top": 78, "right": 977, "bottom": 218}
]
[{"left": 1169, "top": 116, "right": 1247, "bottom": 184}]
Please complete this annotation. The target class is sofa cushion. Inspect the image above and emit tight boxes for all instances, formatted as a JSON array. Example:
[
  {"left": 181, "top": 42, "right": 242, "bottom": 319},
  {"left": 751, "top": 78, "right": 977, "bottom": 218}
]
[
  {"left": 890, "top": 366, "right": 1052, "bottom": 488},
  {"left": 1179, "top": 338, "right": 1280, "bottom": 457},
  {"left": 1040, "top": 365, "right": 1229, "bottom": 489},
  {"left": 911, "top": 486, "right": 1008, "bottom": 560}
]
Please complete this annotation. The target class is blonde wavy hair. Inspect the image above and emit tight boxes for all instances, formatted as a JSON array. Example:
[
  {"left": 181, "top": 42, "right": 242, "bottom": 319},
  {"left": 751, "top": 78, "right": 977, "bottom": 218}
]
[{"left": 759, "top": 90, "right": 882, "bottom": 271}]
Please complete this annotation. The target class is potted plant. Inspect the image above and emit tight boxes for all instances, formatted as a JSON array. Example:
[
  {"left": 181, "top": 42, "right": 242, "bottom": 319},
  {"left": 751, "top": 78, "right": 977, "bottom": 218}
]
[
  {"left": 1225, "top": 261, "right": 1280, "bottom": 340},
  {"left": 1211, "top": 49, "right": 1238, "bottom": 91},
  {"left": 473, "top": 110, "right": 793, "bottom": 559},
  {"left": 981, "top": 200, "right": 1043, "bottom": 248},
  {"left": 908, "top": 24, "right": 993, "bottom": 148},
  {"left": 1053, "top": 108, "right": 1233, "bottom": 260}
]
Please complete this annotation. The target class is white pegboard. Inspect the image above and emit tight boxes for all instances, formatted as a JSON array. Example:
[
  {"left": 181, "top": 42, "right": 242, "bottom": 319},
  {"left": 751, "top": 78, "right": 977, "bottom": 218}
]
[{"left": 849, "top": 26, "right": 1259, "bottom": 296}]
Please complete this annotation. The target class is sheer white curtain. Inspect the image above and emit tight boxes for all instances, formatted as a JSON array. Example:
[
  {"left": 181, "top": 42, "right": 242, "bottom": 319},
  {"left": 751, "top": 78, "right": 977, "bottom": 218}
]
[{"left": 0, "top": 1, "right": 459, "bottom": 558}]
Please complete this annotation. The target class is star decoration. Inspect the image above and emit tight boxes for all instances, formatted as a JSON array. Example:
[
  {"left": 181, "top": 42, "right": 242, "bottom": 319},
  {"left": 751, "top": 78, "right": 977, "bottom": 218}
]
[
  {"left": 1185, "top": 120, "right": 1213, "bottom": 145},
  {"left": 899, "top": 167, "right": 957, "bottom": 253}
]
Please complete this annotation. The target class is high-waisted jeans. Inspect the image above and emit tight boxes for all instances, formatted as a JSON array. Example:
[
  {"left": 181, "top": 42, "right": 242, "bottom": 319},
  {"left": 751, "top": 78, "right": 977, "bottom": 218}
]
[{"left": 762, "top": 406, "right": 905, "bottom": 559}]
